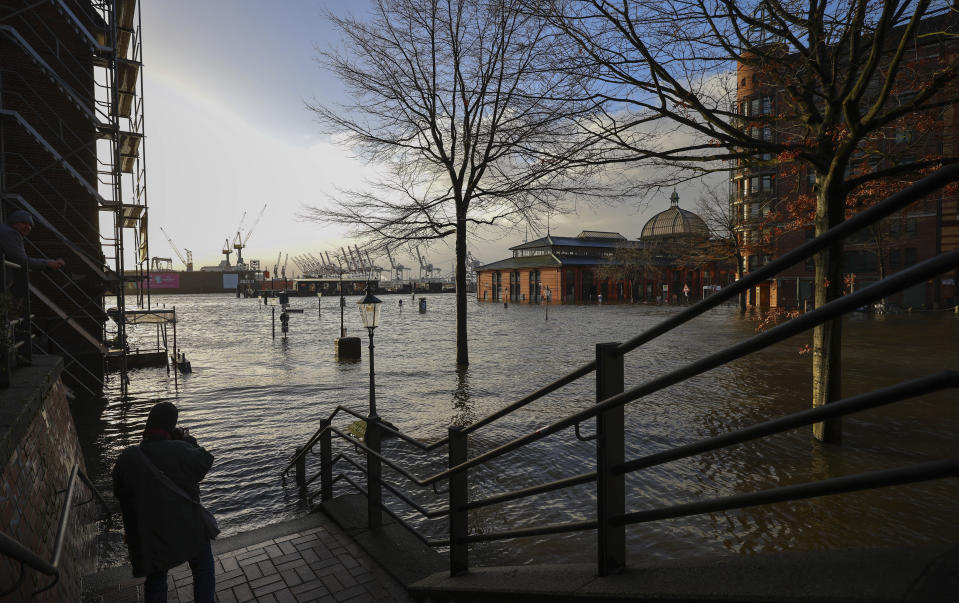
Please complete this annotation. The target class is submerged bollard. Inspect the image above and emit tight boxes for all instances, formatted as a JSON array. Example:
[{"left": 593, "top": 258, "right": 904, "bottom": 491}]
[{"left": 272, "top": 307, "right": 276, "bottom": 339}]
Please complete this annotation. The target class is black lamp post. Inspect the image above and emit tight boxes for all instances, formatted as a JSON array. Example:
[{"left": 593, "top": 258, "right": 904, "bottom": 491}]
[{"left": 357, "top": 283, "right": 382, "bottom": 417}]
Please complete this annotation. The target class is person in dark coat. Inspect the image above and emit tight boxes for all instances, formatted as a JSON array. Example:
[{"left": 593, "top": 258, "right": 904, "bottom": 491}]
[
  {"left": 113, "top": 402, "right": 216, "bottom": 603},
  {"left": 0, "top": 209, "right": 64, "bottom": 297}
]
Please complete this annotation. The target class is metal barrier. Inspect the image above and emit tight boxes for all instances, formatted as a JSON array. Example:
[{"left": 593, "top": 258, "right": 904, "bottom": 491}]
[
  {"left": 282, "top": 165, "right": 959, "bottom": 576},
  {"left": 0, "top": 464, "right": 109, "bottom": 596},
  {"left": 1, "top": 253, "right": 31, "bottom": 388}
]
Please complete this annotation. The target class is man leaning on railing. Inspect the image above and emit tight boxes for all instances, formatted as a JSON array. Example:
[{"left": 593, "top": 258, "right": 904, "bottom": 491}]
[
  {"left": 1, "top": 209, "right": 64, "bottom": 379},
  {"left": 0, "top": 210, "right": 66, "bottom": 294}
]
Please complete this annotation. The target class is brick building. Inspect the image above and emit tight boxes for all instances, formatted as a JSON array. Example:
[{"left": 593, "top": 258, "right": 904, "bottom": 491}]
[
  {"left": 732, "top": 16, "right": 959, "bottom": 309},
  {"left": 1, "top": 0, "right": 150, "bottom": 395},
  {"left": 476, "top": 192, "right": 733, "bottom": 304}
]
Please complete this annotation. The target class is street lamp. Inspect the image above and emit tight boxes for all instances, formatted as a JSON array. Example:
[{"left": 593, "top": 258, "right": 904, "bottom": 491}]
[{"left": 357, "top": 283, "right": 382, "bottom": 417}]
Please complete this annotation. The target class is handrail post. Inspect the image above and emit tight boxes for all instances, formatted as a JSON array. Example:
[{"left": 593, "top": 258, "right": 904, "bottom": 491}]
[
  {"left": 320, "top": 418, "right": 333, "bottom": 502},
  {"left": 596, "top": 342, "right": 625, "bottom": 576},
  {"left": 19, "top": 262, "right": 31, "bottom": 366},
  {"left": 1, "top": 254, "right": 10, "bottom": 388},
  {"left": 448, "top": 425, "right": 468, "bottom": 576},
  {"left": 366, "top": 415, "right": 382, "bottom": 528},
  {"left": 294, "top": 447, "right": 306, "bottom": 490}
]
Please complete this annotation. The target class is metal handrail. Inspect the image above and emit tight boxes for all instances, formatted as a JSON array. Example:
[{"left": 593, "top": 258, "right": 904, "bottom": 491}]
[
  {"left": 458, "top": 461, "right": 958, "bottom": 545},
  {"left": 0, "top": 463, "right": 109, "bottom": 595},
  {"left": 295, "top": 249, "right": 959, "bottom": 494},
  {"left": 286, "top": 164, "right": 959, "bottom": 575}
]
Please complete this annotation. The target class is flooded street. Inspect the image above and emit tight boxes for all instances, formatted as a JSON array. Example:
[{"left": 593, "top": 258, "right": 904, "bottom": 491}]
[{"left": 75, "top": 294, "right": 959, "bottom": 569}]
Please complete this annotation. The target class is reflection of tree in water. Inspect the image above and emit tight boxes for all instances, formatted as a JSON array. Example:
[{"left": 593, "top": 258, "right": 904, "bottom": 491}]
[{"left": 450, "top": 366, "right": 475, "bottom": 427}]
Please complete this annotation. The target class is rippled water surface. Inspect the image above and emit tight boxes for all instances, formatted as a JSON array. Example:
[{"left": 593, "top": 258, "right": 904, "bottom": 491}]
[{"left": 76, "top": 293, "right": 959, "bottom": 568}]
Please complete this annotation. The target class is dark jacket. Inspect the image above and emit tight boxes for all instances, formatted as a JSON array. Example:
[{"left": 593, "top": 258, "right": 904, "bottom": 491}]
[
  {"left": 112, "top": 437, "right": 214, "bottom": 576},
  {"left": 0, "top": 223, "right": 45, "bottom": 297}
]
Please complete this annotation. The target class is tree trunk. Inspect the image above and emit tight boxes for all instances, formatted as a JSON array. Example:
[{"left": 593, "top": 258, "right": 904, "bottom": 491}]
[
  {"left": 455, "top": 214, "right": 469, "bottom": 367},
  {"left": 736, "top": 254, "right": 747, "bottom": 314},
  {"left": 811, "top": 181, "right": 844, "bottom": 444}
]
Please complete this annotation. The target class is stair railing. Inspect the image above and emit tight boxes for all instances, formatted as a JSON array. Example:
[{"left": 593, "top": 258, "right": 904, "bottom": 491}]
[
  {"left": 0, "top": 463, "right": 110, "bottom": 596},
  {"left": 282, "top": 164, "right": 959, "bottom": 576},
  {"left": 1, "top": 253, "right": 32, "bottom": 388}
]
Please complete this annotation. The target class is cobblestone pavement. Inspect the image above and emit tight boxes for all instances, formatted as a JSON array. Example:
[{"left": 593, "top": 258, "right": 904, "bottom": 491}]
[{"left": 89, "top": 520, "right": 411, "bottom": 602}]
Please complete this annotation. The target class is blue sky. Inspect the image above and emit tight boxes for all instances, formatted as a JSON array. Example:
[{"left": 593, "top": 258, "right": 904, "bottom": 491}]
[{"left": 140, "top": 0, "right": 687, "bottom": 274}]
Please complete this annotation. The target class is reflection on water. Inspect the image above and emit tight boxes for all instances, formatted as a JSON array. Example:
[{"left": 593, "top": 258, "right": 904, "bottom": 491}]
[{"left": 80, "top": 294, "right": 959, "bottom": 568}]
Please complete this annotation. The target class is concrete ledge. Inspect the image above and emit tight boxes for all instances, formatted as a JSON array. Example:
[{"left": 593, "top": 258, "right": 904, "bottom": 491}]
[
  {"left": 320, "top": 493, "right": 446, "bottom": 587},
  {"left": 0, "top": 355, "right": 63, "bottom": 467},
  {"left": 409, "top": 543, "right": 959, "bottom": 602}
]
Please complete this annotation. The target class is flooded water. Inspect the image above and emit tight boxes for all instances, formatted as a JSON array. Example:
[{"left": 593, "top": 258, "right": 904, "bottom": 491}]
[{"left": 75, "top": 293, "right": 959, "bottom": 569}]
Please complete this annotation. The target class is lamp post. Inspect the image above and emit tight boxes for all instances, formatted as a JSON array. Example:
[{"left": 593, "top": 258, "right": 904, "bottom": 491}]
[{"left": 357, "top": 283, "right": 382, "bottom": 417}]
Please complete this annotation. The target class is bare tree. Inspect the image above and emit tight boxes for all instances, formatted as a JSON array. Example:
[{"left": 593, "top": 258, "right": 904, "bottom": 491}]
[
  {"left": 302, "top": 0, "right": 600, "bottom": 366},
  {"left": 542, "top": 0, "right": 959, "bottom": 442},
  {"left": 696, "top": 188, "right": 747, "bottom": 311}
]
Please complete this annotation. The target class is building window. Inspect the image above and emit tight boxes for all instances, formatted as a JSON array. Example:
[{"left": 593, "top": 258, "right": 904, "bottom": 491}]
[
  {"left": 889, "top": 249, "right": 901, "bottom": 269},
  {"left": 905, "top": 218, "right": 918, "bottom": 234},
  {"left": 904, "top": 248, "right": 917, "bottom": 266}
]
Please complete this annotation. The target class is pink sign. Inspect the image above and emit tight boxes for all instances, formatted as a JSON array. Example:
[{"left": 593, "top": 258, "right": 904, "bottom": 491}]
[{"left": 147, "top": 273, "right": 180, "bottom": 289}]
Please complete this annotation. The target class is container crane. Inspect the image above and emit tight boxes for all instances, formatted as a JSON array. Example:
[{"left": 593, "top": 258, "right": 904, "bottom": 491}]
[
  {"left": 384, "top": 247, "right": 406, "bottom": 282},
  {"left": 159, "top": 226, "right": 193, "bottom": 271},
  {"left": 416, "top": 246, "right": 434, "bottom": 280}
]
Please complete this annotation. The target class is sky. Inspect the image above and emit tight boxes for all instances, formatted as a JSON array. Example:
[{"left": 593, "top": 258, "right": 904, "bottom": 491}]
[{"left": 140, "top": 0, "right": 706, "bottom": 276}]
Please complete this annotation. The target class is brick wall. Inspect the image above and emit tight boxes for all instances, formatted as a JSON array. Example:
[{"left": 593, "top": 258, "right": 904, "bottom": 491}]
[{"left": 0, "top": 358, "right": 98, "bottom": 601}]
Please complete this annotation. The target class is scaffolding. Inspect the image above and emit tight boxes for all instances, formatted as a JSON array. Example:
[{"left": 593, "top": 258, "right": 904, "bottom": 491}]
[{"left": 0, "top": 0, "right": 151, "bottom": 399}]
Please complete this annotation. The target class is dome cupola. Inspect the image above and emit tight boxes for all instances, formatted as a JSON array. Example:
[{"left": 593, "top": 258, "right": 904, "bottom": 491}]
[{"left": 640, "top": 190, "right": 709, "bottom": 239}]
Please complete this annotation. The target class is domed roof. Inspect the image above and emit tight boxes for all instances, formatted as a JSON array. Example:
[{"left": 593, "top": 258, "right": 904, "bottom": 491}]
[{"left": 640, "top": 190, "right": 709, "bottom": 239}]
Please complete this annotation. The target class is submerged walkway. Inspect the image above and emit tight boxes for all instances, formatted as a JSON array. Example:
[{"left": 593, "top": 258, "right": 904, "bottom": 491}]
[{"left": 84, "top": 511, "right": 413, "bottom": 602}]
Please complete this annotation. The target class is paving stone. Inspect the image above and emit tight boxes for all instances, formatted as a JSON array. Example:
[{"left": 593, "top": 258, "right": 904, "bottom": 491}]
[
  {"left": 263, "top": 543, "right": 283, "bottom": 558},
  {"left": 252, "top": 578, "right": 287, "bottom": 598},
  {"left": 215, "top": 571, "right": 250, "bottom": 591},
  {"left": 273, "top": 532, "right": 300, "bottom": 544},
  {"left": 216, "top": 587, "right": 238, "bottom": 603},
  {"left": 232, "top": 583, "right": 255, "bottom": 603},
  {"left": 333, "top": 584, "right": 370, "bottom": 602},
  {"left": 275, "top": 588, "right": 299, "bottom": 603},
  {"left": 239, "top": 564, "right": 262, "bottom": 582},
  {"left": 220, "top": 556, "right": 240, "bottom": 573},
  {"left": 248, "top": 572, "right": 284, "bottom": 591},
  {"left": 280, "top": 568, "right": 303, "bottom": 588},
  {"left": 270, "top": 552, "right": 302, "bottom": 566},
  {"left": 257, "top": 559, "right": 278, "bottom": 576},
  {"left": 320, "top": 572, "right": 343, "bottom": 593}
]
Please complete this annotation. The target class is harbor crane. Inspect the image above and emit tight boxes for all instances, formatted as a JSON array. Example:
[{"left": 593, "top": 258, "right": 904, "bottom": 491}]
[
  {"left": 221, "top": 238, "right": 232, "bottom": 266},
  {"left": 273, "top": 252, "right": 282, "bottom": 278},
  {"left": 159, "top": 226, "right": 193, "bottom": 271},
  {"left": 232, "top": 203, "right": 267, "bottom": 266},
  {"left": 364, "top": 250, "right": 383, "bottom": 280},
  {"left": 340, "top": 247, "right": 356, "bottom": 273},
  {"left": 416, "top": 246, "right": 434, "bottom": 280},
  {"left": 384, "top": 247, "right": 407, "bottom": 282},
  {"left": 281, "top": 254, "right": 289, "bottom": 279}
]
